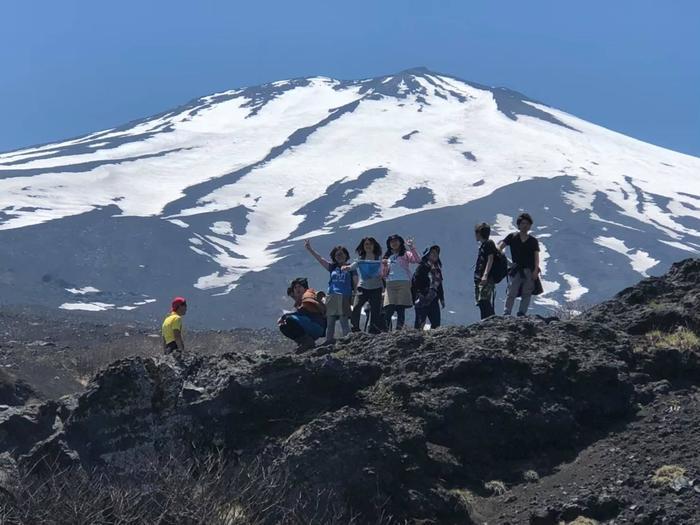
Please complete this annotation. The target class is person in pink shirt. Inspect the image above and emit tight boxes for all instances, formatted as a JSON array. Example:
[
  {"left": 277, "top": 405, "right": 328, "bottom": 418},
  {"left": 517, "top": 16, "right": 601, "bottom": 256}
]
[{"left": 382, "top": 234, "right": 421, "bottom": 330}]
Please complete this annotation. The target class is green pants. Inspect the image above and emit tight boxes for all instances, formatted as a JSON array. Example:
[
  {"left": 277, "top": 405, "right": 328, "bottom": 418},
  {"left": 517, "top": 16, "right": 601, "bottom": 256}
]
[{"left": 474, "top": 280, "right": 495, "bottom": 305}]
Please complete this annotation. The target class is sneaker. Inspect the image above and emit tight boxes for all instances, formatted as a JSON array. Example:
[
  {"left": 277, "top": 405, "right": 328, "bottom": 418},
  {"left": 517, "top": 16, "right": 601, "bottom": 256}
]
[
  {"left": 295, "top": 335, "right": 316, "bottom": 352},
  {"left": 516, "top": 312, "right": 526, "bottom": 317}
]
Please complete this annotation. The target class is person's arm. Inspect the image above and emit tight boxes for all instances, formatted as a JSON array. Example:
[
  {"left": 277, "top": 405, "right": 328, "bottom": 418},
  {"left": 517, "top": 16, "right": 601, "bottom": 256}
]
[
  {"left": 534, "top": 250, "right": 541, "bottom": 277},
  {"left": 342, "top": 261, "right": 358, "bottom": 272},
  {"left": 482, "top": 254, "right": 494, "bottom": 282},
  {"left": 438, "top": 284, "right": 445, "bottom": 307},
  {"left": 304, "top": 239, "right": 331, "bottom": 271},
  {"left": 173, "top": 329, "right": 185, "bottom": 351},
  {"left": 497, "top": 234, "right": 510, "bottom": 253},
  {"left": 404, "top": 237, "right": 421, "bottom": 264}
]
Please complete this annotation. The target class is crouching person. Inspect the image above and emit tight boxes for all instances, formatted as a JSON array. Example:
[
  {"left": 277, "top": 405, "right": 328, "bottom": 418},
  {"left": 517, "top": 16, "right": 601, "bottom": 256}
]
[{"left": 278, "top": 278, "right": 327, "bottom": 350}]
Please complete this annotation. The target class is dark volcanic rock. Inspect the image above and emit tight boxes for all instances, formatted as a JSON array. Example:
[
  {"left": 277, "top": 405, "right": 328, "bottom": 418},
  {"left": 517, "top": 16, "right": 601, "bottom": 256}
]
[
  {"left": 0, "top": 369, "right": 36, "bottom": 406},
  {"left": 1, "top": 259, "right": 699, "bottom": 523},
  {"left": 584, "top": 258, "right": 700, "bottom": 334}
]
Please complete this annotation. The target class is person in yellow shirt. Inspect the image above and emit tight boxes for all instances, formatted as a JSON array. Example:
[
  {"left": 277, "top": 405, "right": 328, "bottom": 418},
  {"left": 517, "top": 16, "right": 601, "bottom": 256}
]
[{"left": 162, "top": 297, "right": 187, "bottom": 354}]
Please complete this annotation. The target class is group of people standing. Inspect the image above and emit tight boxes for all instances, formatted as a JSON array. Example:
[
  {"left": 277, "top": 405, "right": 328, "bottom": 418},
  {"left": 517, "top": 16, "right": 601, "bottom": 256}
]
[
  {"left": 277, "top": 234, "right": 445, "bottom": 349},
  {"left": 160, "top": 213, "right": 541, "bottom": 354},
  {"left": 274, "top": 212, "right": 542, "bottom": 351}
]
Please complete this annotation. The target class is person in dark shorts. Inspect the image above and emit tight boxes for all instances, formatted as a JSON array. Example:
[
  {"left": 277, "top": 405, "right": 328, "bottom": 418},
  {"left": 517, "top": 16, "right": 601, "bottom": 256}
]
[
  {"left": 474, "top": 223, "right": 498, "bottom": 319},
  {"left": 498, "top": 213, "right": 541, "bottom": 317},
  {"left": 162, "top": 297, "right": 187, "bottom": 354}
]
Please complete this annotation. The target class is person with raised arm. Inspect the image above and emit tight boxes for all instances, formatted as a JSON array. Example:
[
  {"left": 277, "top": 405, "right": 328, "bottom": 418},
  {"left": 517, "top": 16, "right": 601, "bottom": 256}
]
[{"left": 304, "top": 239, "right": 355, "bottom": 343}]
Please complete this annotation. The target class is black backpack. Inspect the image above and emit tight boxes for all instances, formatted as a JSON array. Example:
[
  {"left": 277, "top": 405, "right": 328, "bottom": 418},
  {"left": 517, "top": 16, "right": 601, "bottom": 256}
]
[{"left": 490, "top": 250, "right": 509, "bottom": 284}]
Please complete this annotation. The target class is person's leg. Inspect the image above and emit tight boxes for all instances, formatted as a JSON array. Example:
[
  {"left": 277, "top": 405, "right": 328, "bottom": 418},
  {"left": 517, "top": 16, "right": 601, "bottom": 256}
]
[
  {"left": 368, "top": 289, "right": 383, "bottom": 333},
  {"left": 396, "top": 306, "right": 406, "bottom": 329},
  {"left": 339, "top": 316, "right": 350, "bottom": 336},
  {"left": 279, "top": 314, "right": 305, "bottom": 341},
  {"left": 384, "top": 304, "right": 396, "bottom": 331},
  {"left": 517, "top": 269, "right": 536, "bottom": 316},
  {"left": 351, "top": 289, "right": 369, "bottom": 331},
  {"left": 414, "top": 307, "right": 427, "bottom": 329},
  {"left": 326, "top": 315, "right": 338, "bottom": 342},
  {"left": 504, "top": 273, "right": 522, "bottom": 315},
  {"left": 478, "top": 281, "right": 496, "bottom": 319},
  {"left": 428, "top": 300, "right": 441, "bottom": 328}
]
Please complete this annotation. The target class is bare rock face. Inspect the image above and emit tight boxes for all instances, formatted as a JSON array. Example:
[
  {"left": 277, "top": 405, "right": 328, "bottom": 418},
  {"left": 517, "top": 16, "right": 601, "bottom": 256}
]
[{"left": 1, "top": 258, "right": 699, "bottom": 524}]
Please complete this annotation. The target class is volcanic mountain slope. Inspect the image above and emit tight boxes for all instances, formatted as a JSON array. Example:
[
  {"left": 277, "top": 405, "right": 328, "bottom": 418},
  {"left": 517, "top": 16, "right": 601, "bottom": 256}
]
[
  {"left": 1, "top": 258, "right": 699, "bottom": 524},
  {"left": 1, "top": 68, "right": 699, "bottom": 327}
]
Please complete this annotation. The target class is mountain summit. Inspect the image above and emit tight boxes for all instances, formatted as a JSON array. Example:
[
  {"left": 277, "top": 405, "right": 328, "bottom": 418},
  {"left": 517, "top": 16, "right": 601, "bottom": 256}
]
[{"left": 1, "top": 68, "right": 699, "bottom": 326}]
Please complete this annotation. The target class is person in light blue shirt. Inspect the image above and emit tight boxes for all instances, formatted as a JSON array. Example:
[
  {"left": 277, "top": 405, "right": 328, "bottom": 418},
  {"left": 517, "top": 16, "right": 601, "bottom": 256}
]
[{"left": 343, "top": 237, "right": 384, "bottom": 333}]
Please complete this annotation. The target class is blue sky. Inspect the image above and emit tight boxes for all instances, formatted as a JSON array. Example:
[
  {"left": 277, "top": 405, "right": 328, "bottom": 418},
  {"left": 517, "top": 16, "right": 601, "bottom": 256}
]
[{"left": 1, "top": 0, "right": 698, "bottom": 156}]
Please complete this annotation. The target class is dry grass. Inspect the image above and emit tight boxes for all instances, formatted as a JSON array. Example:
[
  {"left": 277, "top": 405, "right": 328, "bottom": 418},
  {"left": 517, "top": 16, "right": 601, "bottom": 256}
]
[
  {"left": 561, "top": 517, "right": 599, "bottom": 525},
  {"left": 483, "top": 480, "right": 507, "bottom": 496},
  {"left": 449, "top": 487, "right": 476, "bottom": 509},
  {"left": 522, "top": 469, "right": 539, "bottom": 483},
  {"left": 0, "top": 453, "right": 394, "bottom": 525},
  {"left": 642, "top": 328, "right": 700, "bottom": 352},
  {"left": 650, "top": 464, "right": 687, "bottom": 488}
]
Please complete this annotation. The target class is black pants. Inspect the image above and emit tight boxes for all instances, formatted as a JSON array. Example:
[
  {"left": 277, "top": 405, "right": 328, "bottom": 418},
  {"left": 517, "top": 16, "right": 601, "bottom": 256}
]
[
  {"left": 351, "top": 287, "right": 383, "bottom": 333},
  {"left": 415, "top": 300, "right": 441, "bottom": 329},
  {"left": 478, "top": 300, "right": 495, "bottom": 320},
  {"left": 384, "top": 305, "right": 407, "bottom": 330}
]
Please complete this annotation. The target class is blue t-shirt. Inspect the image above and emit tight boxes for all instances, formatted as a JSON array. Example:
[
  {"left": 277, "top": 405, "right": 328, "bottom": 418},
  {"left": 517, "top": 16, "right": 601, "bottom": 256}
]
[
  {"left": 328, "top": 265, "right": 353, "bottom": 296},
  {"left": 347, "top": 260, "right": 383, "bottom": 290}
]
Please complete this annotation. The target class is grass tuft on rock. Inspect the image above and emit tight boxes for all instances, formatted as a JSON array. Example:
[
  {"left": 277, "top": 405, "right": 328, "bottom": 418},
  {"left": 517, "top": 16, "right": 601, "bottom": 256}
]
[
  {"left": 650, "top": 464, "right": 686, "bottom": 488},
  {"left": 641, "top": 328, "right": 700, "bottom": 352},
  {"left": 483, "top": 480, "right": 507, "bottom": 495},
  {"left": 564, "top": 517, "right": 599, "bottom": 525}
]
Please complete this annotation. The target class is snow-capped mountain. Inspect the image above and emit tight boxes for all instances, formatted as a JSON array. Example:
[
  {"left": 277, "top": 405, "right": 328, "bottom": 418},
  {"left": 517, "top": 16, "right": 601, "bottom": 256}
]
[{"left": 1, "top": 67, "right": 699, "bottom": 327}]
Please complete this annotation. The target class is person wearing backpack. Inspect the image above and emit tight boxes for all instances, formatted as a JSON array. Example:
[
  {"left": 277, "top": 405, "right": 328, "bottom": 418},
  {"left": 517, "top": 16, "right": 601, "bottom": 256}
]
[
  {"left": 474, "top": 223, "right": 499, "bottom": 319},
  {"left": 278, "top": 277, "right": 327, "bottom": 350},
  {"left": 412, "top": 245, "right": 444, "bottom": 329},
  {"left": 498, "top": 212, "right": 541, "bottom": 317}
]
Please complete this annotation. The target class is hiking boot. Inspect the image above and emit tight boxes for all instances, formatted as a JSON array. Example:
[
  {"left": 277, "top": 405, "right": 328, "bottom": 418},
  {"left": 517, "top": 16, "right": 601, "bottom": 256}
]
[
  {"left": 516, "top": 312, "right": 526, "bottom": 317},
  {"left": 295, "top": 335, "right": 316, "bottom": 352}
]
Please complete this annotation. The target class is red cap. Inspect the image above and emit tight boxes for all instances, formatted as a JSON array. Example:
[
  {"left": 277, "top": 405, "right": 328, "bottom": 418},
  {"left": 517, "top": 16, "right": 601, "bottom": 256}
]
[{"left": 172, "top": 297, "right": 187, "bottom": 311}]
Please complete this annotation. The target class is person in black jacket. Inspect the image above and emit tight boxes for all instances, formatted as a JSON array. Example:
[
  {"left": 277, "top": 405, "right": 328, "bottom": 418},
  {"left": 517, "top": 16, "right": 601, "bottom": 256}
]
[{"left": 412, "top": 245, "right": 444, "bottom": 330}]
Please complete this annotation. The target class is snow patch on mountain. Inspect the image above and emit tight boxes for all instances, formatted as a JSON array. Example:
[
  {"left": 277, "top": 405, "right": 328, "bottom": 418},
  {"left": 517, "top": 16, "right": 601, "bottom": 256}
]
[{"left": 594, "top": 236, "right": 659, "bottom": 276}]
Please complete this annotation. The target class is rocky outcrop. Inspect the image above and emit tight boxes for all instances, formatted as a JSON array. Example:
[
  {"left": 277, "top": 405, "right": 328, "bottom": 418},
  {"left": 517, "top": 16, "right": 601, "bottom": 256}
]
[
  {"left": 0, "top": 369, "right": 35, "bottom": 407},
  {"left": 1, "top": 259, "right": 699, "bottom": 524}
]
